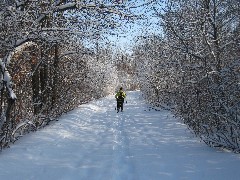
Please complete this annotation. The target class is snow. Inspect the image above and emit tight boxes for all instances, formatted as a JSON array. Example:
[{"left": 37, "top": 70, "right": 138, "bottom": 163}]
[
  {"left": 57, "top": 3, "right": 76, "bottom": 10},
  {"left": 0, "top": 91, "right": 240, "bottom": 180},
  {"left": 2, "top": 71, "right": 17, "bottom": 99}
]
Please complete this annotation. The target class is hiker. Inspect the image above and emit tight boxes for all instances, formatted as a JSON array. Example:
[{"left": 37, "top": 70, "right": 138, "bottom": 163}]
[{"left": 115, "top": 87, "right": 126, "bottom": 113}]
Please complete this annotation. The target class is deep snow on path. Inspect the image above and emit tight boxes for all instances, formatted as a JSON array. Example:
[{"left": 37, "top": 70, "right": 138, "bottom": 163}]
[{"left": 1, "top": 91, "right": 240, "bottom": 180}]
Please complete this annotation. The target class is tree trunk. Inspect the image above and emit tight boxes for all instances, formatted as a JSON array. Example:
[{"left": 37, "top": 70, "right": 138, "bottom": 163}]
[
  {"left": 52, "top": 44, "right": 59, "bottom": 108},
  {"left": 32, "top": 63, "right": 40, "bottom": 114}
]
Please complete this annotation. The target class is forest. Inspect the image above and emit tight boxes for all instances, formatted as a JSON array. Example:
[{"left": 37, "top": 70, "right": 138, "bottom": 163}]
[{"left": 0, "top": 0, "right": 240, "bottom": 152}]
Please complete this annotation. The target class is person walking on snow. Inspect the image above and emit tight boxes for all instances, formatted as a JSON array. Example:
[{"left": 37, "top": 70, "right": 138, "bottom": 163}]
[{"left": 115, "top": 87, "right": 126, "bottom": 113}]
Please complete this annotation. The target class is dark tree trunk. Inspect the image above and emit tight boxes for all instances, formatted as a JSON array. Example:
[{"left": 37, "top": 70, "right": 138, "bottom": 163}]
[{"left": 52, "top": 44, "right": 59, "bottom": 107}]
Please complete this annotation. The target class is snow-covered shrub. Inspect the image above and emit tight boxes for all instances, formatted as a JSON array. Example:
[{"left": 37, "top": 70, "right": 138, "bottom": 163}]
[
  {"left": 133, "top": 0, "right": 240, "bottom": 152},
  {"left": 0, "top": 0, "right": 136, "bottom": 149}
]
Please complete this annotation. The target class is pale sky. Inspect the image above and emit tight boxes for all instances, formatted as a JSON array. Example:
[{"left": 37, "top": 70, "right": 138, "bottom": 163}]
[
  {"left": 82, "top": 0, "right": 164, "bottom": 54},
  {"left": 104, "top": 0, "right": 163, "bottom": 53}
]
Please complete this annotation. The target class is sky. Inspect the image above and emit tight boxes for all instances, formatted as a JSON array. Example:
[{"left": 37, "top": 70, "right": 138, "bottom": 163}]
[
  {"left": 0, "top": 91, "right": 240, "bottom": 180},
  {"left": 76, "top": 1, "right": 164, "bottom": 55},
  {"left": 103, "top": 0, "right": 163, "bottom": 53}
]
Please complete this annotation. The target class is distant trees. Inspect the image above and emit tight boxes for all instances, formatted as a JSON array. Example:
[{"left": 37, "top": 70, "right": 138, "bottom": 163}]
[
  {"left": 132, "top": 36, "right": 175, "bottom": 107},
  {"left": 114, "top": 53, "right": 138, "bottom": 90},
  {"left": 134, "top": 0, "right": 240, "bottom": 151}
]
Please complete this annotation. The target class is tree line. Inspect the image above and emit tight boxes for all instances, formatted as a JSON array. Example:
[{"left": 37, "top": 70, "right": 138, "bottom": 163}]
[
  {"left": 132, "top": 0, "right": 240, "bottom": 152},
  {"left": 1, "top": 0, "right": 240, "bottom": 153},
  {"left": 0, "top": 0, "right": 138, "bottom": 149}
]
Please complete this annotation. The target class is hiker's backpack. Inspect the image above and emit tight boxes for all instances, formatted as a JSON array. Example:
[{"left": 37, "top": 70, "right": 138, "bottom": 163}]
[{"left": 118, "top": 91, "right": 124, "bottom": 100}]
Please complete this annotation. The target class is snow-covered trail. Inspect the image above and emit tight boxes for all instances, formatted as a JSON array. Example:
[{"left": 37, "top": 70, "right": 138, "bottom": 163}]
[{"left": 1, "top": 91, "right": 240, "bottom": 180}]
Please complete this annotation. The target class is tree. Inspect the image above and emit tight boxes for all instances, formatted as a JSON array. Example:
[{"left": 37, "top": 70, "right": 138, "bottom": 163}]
[
  {"left": 0, "top": 0, "right": 136, "bottom": 148},
  {"left": 133, "top": 0, "right": 240, "bottom": 151}
]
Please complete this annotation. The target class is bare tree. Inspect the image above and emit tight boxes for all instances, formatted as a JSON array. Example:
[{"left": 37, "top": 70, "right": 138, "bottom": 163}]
[
  {"left": 133, "top": 0, "right": 240, "bottom": 151},
  {"left": 0, "top": 0, "right": 136, "bottom": 149}
]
